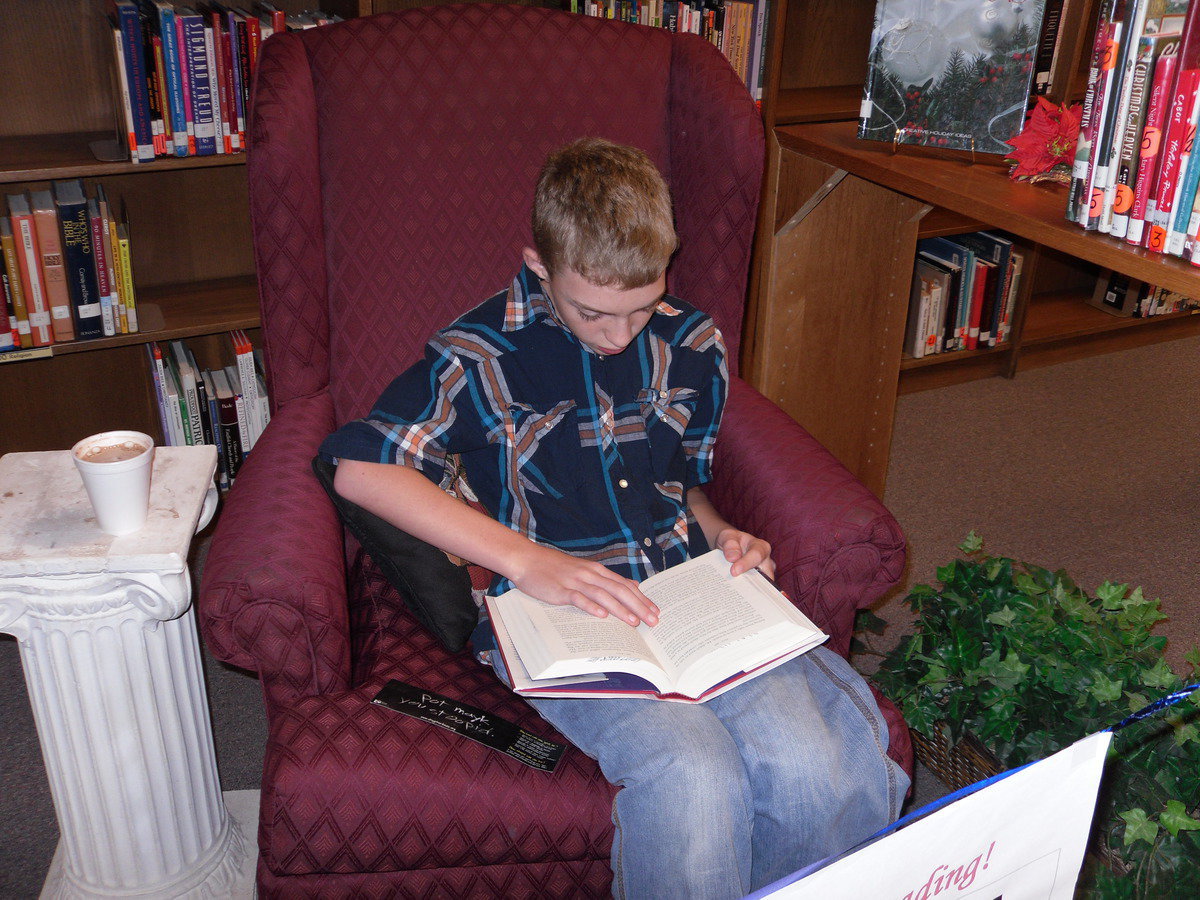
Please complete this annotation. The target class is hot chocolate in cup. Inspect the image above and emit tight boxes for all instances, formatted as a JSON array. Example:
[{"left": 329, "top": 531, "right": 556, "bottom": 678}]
[{"left": 71, "top": 430, "right": 155, "bottom": 535}]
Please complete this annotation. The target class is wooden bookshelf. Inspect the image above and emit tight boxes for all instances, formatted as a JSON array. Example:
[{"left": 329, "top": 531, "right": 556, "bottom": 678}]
[
  {"left": 745, "top": 120, "right": 1200, "bottom": 497},
  {"left": 0, "top": 0, "right": 325, "bottom": 454}
]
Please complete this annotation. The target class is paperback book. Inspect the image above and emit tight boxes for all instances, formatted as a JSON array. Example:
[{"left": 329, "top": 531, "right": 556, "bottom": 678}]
[
  {"left": 487, "top": 549, "right": 828, "bottom": 703},
  {"left": 859, "top": 0, "right": 1049, "bottom": 153}
]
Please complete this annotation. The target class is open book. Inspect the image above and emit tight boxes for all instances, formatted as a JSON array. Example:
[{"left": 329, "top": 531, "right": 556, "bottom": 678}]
[{"left": 486, "top": 549, "right": 828, "bottom": 702}]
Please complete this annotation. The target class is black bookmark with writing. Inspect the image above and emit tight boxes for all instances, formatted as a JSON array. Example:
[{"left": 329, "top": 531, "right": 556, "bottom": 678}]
[{"left": 371, "top": 679, "right": 566, "bottom": 772}]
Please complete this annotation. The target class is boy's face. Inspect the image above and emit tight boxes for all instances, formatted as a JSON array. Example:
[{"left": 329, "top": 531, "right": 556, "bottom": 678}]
[{"left": 523, "top": 248, "right": 665, "bottom": 357}]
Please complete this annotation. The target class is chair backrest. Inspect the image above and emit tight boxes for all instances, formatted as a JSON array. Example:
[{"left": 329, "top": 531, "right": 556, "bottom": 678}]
[{"left": 247, "top": 4, "right": 764, "bottom": 424}]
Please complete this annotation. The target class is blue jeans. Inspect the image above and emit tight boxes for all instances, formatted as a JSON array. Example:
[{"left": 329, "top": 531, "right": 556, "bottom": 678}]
[{"left": 490, "top": 645, "right": 908, "bottom": 899}]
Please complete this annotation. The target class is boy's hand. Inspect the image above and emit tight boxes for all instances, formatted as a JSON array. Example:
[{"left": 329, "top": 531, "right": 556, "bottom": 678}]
[
  {"left": 510, "top": 544, "right": 660, "bottom": 627},
  {"left": 713, "top": 527, "right": 775, "bottom": 580}
]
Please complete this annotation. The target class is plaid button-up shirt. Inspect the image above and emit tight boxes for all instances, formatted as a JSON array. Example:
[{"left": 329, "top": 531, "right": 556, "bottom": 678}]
[{"left": 321, "top": 263, "right": 728, "bottom": 595}]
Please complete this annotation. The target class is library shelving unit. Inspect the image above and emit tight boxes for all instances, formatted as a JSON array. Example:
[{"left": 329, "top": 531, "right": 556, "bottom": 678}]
[
  {"left": 0, "top": 0, "right": 565, "bottom": 455},
  {"left": 744, "top": 0, "right": 1200, "bottom": 498},
  {"left": 0, "top": 0, "right": 363, "bottom": 456}
]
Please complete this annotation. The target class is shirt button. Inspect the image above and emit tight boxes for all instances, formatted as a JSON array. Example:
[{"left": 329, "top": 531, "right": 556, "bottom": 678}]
[
  {"left": 618, "top": 478, "right": 629, "bottom": 488},
  {"left": 643, "top": 537, "right": 652, "bottom": 547}
]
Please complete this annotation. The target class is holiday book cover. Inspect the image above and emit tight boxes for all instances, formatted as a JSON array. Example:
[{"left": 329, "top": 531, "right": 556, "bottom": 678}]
[{"left": 859, "top": 0, "right": 1049, "bottom": 153}]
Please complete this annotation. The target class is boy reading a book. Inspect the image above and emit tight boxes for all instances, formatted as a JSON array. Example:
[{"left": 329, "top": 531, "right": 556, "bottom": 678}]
[{"left": 321, "top": 138, "right": 908, "bottom": 898}]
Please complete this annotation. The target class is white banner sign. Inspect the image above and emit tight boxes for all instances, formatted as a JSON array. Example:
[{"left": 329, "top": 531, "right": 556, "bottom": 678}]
[{"left": 751, "top": 730, "right": 1112, "bottom": 900}]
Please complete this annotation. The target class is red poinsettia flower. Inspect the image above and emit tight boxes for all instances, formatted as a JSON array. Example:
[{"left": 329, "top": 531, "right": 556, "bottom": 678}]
[{"left": 1004, "top": 97, "right": 1082, "bottom": 181}]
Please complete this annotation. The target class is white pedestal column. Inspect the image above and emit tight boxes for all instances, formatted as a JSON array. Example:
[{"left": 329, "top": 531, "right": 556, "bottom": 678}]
[{"left": 0, "top": 447, "right": 249, "bottom": 899}]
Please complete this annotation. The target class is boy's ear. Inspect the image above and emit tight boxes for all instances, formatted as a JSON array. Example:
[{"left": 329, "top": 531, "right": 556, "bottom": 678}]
[{"left": 522, "top": 246, "right": 549, "bottom": 280}]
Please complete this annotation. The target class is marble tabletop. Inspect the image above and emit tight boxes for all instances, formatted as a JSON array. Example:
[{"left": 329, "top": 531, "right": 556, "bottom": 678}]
[{"left": 0, "top": 445, "right": 218, "bottom": 578}]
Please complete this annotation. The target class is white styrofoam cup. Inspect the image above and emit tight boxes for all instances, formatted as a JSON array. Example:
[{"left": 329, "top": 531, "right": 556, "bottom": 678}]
[{"left": 71, "top": 430, "right": 156, "bottom": 535}]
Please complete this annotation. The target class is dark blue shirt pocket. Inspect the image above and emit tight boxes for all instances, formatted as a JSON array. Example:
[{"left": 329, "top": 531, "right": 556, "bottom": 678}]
[
  {"left": 637, "top": 387, "right": 699, "bottom": 479},
  {"left": 499, "top": 399, "right": 579, "bottom": 500}
]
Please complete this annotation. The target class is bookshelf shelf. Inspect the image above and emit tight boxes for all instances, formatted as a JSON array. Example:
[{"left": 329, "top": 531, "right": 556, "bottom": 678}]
[
  {"left": 1022, "top": 291, "right": 1200, "bottom": 344},
  {"left": 773, "top": 86, "right": 864, "bottom": 126},
  {"left": 1, "top": 277, "right": 260, "bottom": 359},
  {"left": 0, "top": 134, "right": 247, "bottom": 184}
]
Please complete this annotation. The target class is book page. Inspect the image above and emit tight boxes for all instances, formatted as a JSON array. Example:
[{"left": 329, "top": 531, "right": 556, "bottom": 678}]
[{"left": 638, "top": 552, "right": 808, "bottom": 683}]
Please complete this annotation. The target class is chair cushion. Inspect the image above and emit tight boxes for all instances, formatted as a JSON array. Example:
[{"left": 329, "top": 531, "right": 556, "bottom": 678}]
[
  {"left": 260, "top": 560, "right": 616, "bottom": 877},
  {"left": 312, "top": 456, "right": 478, "bottom": 652}
]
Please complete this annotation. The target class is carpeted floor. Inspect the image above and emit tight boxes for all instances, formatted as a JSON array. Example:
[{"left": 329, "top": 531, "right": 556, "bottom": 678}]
[{"left": 2, "top": 332, "right": 1197, "bottom": 897}]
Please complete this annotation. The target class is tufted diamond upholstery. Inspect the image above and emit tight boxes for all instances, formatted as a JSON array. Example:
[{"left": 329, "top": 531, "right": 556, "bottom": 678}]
[{"left": 197, "top": 5, "right": 911, "bottom": 896}]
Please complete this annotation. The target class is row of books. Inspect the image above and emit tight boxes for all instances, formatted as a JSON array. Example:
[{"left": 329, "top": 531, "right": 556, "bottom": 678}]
[
  {"left": 904, "top": 232, "right": 1025, "bottom": 359},
  {"left": 1065, "top": 0, "right": 1200, "bottom": 259},
  {"left": 109, "top": 2, "right": 341, "bottom": 163},
  {"left": 569, "top": 0, "right": 770, "bottom": 103},
  {"left": 2, "top": 182, "right": 137, "bottom": 354},
  {"left": 147, "top": 331, "right": 268, "bottom": 488},
  {"left": 1087, "top": 267, "right": 1200, "bottom": 316}
]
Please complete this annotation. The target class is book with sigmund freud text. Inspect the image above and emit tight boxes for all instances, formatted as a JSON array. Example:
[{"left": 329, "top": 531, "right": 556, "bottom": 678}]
[{"left": 487, "top": 549, "right": 828, "bottom": 703}]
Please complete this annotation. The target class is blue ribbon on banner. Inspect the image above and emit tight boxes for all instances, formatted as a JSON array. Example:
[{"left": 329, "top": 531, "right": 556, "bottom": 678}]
[{"left": 1110, "top": 682, "right": 1200, "bottom": 732}]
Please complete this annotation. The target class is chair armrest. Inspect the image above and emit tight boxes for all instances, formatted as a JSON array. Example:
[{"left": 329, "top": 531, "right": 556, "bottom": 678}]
[
  {"left": 707, "top": 377, "right": 906, "bottom": 656},
  {"left": 197, "top": 389, "right": 350, "bottom": 700}
]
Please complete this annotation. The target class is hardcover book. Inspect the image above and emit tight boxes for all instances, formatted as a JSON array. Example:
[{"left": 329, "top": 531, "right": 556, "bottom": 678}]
[
  {"left": 488, "top": 549, "right": 828, "bottom": 703},
  {"left": 859, "top": 0, "right": 1049, "bottom": 153}
]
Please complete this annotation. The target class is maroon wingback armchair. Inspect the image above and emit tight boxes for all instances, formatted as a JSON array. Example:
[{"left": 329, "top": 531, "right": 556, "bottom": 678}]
[{"left": 197, "top": 5, "right": 912, "bottom": 896}]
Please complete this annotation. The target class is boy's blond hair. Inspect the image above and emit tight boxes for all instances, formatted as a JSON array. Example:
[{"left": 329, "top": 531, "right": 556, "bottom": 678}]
[{"left": 532, "top": 138, "right": 678, "bottom": 290}]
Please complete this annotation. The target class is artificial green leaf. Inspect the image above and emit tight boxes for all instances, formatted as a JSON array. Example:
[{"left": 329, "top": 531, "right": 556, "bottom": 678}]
[
  {"left": 1143, "top": 658, "right": 1178, "bottom": 690},
  {"left": 959, "top": 531, "right": 983, "bottom": 555},
  {"left": 986, "top": 606, "right": 1018, "bottom": 628},
  {"left": 855, "top": 609, "right": 889, "bottom": 635},
  {"left": 1161, "top": 800, "right": 1200, "bottom": 837},
  {"left": 1088, "top": 673, "right": 1124, "bottom": 704},
  {"left": 1186, "top": 646, "right": 1200, "bottom": 675},
  {"left": 1120, "top": 808, "right": 1159, "bottom": 846},
  {"left": 1095, "top": 581, "right": 1128, "bottom": 611}
]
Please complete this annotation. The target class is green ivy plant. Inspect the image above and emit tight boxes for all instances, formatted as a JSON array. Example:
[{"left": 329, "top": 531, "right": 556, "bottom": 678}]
[{"left": 866, "top": 534, "right": 1200, "bottom": 899}]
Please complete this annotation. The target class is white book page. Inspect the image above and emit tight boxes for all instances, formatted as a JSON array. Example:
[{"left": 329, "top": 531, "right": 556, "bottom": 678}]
[
  {"left": 638, "top": 551, "right": 818, "bottom": 690},
  {"left": 496, "top": 593, "right": 665, "bottom": 687}
]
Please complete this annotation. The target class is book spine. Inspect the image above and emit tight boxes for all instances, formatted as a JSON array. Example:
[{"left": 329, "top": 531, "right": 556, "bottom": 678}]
[
  {"left": 233, "top": 330, "right": 261, "bottom": 448},
  {"left": 1109, "top": 32, "right": 1156, "bottom": 238},
  {"left": 190, "top": 349, "right": 215, "bottom": 447},
  {"left": 1033, "top": 0, "right": 1066, "bottom": 96},
  {"left": 88, "top": 200, "right": 116, "bottom": 337},
  {"left": 0, "top": 254, "right": 16, "bottom": 351},
  {"left": 143, "top": 15, "right": 165, "bottom": 157},
  {"left": 156, "top": 3, "right": 189, "bottom": 156},
  {"left": 146, "top": 342, "right": 173, "bottom": 443},
  {"left": 109, "top": 17, "right": 138, "bottom": 160},
  {"left": 116, "top": 224, "right": 138, "bottom": 332},
  {"left": 175, "top": 13, "right": 196, "bottom": 155},
  {"left": 182, "top": 14, "right": 217, "bottom": 156},
  {"left": 1147, "top": 70, "right": 1200, "bottom": 251},
  {"left": 0, "top": 222, "right": 31, "bottom": 349},
  {"left": 1128, "top": 42, "right": 1179, "bottom": 244},
  {"left": 216, "top": 392, "right": 243, "bottom": 480},
  {"left": 56, "top": 193, "right": 104, "bottom": 340},
  {"left": 205, "top": 19, "right": 227, "bottom": 155},
  {"left": 1086, "top": 5, "right": 1140, "bottom": 231},
  {"left": 150, "top": 33, "right": 171, "bottom": 155},
  {"left": 1069, "top": 2, "right": 1118, "bottom": 223},
  {"left": 115, "top": 1, "right": 156, "bottom": 162},
  {"left": 30, "top": 202, "right": 75, "bottom": 342},
  {"left": 232, "top": 14, "right": 250, "bottom": 148},
  {"left": 9, "top": 204, "right": 53, "bottom": 346}
]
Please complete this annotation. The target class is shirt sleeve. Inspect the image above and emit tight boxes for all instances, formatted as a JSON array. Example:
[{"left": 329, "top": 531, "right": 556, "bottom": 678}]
[
  {"left": 682, "top": 327, "right": 728, "bottom": 491},
  {"left": 319, "top": 334, "right": 484, "bottom": 486}
]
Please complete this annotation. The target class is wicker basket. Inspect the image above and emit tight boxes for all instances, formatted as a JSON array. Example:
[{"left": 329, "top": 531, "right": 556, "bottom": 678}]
[{"left": 910, "top": 725, "right": 1002, "bottom": 791}]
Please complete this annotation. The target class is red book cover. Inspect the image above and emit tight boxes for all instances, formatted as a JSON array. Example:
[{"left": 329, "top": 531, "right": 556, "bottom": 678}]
[
  {"left": 1146, "top": 69, "right": 1200, "bottom": 251},
  {"left": 966, "top": 260, "right": 988, "bottom": 351},
  {"left": 1128, "top": 43, "right": 1180, "bottom": 244},
  {"left": 6, "top": 194, "right": 52, "bottom": 347}
]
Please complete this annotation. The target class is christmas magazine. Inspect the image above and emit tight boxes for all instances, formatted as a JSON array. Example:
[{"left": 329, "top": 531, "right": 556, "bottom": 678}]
[{"left": 859, "top": 0, "right": 1049, "bottom": 153}]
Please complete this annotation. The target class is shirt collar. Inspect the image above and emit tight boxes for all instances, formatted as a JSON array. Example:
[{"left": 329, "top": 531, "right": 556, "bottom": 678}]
[{"left": 504, "top": 262, "right": 683, "bottom": 334}]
